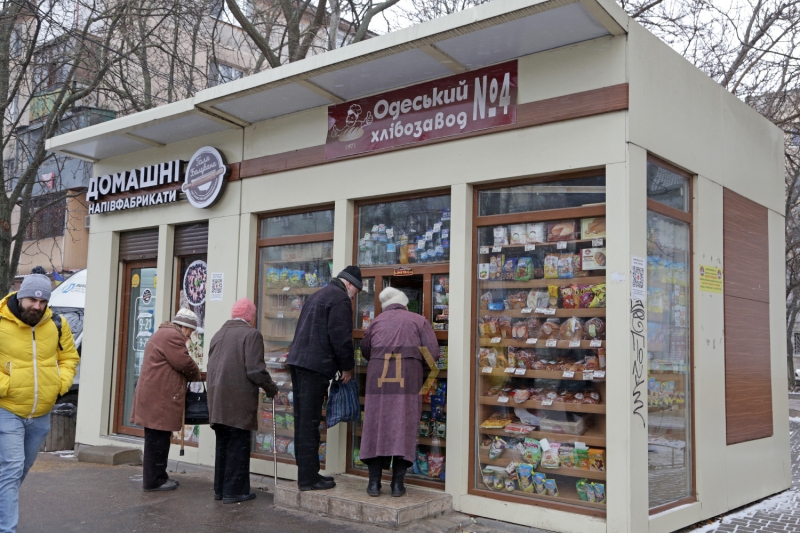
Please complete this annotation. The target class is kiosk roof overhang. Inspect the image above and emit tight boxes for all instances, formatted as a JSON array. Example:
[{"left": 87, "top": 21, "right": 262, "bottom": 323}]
[{"left": 46, "top": 0, "right": 628, "bottom": 162}]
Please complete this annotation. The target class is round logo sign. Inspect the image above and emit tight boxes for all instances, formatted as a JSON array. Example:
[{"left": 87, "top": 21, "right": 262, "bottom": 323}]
[
  {"left": 142, "top": 288, "right": 152, "bottom": 304},
  {"left": 183, "top": 147, "right": 228, "bottom": 209},
  {"left": 34, "top": 290, "right": 42, "bottom": 298}
]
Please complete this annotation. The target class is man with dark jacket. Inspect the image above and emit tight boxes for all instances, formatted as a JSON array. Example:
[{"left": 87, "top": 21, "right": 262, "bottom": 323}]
[
  {"left": 207, "top": 298, "right": 278, "bottom": 504},
  {"left": 288, "top": 266, "right": 361, "bottom": 491}
]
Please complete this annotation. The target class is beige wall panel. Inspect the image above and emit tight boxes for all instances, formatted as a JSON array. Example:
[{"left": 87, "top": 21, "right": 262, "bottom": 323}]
[
  {"left": 205, "top": 215, "right": 241, "bottom": 351},
  {"left": 686, "top": 176, "right": 728, "bottom": 520},
  {"left": 241, "top": 113, "right": 627, "bottom": 215},
  {"left": 649, "top": 502, "right": 702, "bottom": 533},
  {"left": 459, "top": 494, "right": 605, "bottom": 533},
  {"left": 236, "top": 213, "right": 258, "bottom": 300},
  {"left": 517, "top": 35, "right": 626, "bottom": 104},
  {"left": 244, "top": 106, "right": 327, "bottom": 160},
  {"left": 17, "top": 238, "right": 64, "bottom": 275},
  {"left": 75, "top": 230, "right": 120, "bottom": 445},
  {"left": 443, "top": 183, "right": 471, "bottom": 506},
  {"left": 89, "top": 180, "right": 242, "bottom": 235},
  {"left": 627, "top": 23, "right": 783, "bottom": 214},
  {"left": 155, "top": 225, "right": 175, "bottom": 327},
  {"left": 63, "top": 195, "right": 90, "bottom": 270}
]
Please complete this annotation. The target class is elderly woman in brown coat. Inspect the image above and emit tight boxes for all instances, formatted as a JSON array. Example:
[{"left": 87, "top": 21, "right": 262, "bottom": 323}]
[
  {"left": 131, "top": 309, "right": 201, "bottom": 492},
  {"left": 360, "top": 287, "right": 440, "bottom": 497},
  {"left": 207, "top": 298, "right": 278, "bottom": 504}
]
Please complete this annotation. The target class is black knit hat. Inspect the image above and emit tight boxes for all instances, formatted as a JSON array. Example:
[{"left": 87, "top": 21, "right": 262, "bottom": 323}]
[{"left": 337, "top": 265, "right": 363, "bottom": 291}]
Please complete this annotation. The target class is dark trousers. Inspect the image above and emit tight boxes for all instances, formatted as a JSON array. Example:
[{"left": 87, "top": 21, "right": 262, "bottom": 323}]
[
  {"left": 290, "top": 366, "right": 330, "bottom": 487},
  {"left": 213, "top": 424, "right": 252, "bottom": 497},
  {"left": 143, "top": 428, "right": 172, "bottom": 490}
]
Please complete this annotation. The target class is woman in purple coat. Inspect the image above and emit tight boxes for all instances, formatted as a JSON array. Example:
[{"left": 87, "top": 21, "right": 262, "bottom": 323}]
[{"left": 360, "top": 287, "right": 440, "bottom": 497}]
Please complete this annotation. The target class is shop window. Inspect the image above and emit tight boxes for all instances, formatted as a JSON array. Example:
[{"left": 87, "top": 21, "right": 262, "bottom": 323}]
[
  {"left": 357, "top": 195, "right": 451, "bottom": 266},
  {"left": 646, "top": 157, "right": 693, "bottom": 510},
  {"left": 350, "top": 194, "right": 451, "bottom": 487},
  {"left": 253, "top": 208, "right": 334, "bottom": 465},
  {"left": 25, "top": 192, "right": 66, "bottom": 240},
  {"left": 472, "top": 173, "right": 607, "bottom": 512}
]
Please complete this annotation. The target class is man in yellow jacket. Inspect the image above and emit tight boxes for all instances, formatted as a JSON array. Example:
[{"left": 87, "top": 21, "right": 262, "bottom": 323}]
[{"left": 0, "top": 274, "right": 79, "bottom": 533}]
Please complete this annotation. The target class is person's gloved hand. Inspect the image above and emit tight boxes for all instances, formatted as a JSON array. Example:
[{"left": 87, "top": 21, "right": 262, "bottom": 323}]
[{"left": 264, "top": 379, "right": 279, "bottom": 399}]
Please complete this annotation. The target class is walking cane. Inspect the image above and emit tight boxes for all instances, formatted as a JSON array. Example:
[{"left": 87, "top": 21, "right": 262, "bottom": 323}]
[
  {"left": 272, "top": 396, "right": 278, "bottom": 486},
  {"left": 180, "top": 390, "right": 186, "bottom": 457}
]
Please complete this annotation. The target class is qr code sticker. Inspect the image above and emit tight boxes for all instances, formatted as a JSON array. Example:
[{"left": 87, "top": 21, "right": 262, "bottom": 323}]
[
  {"left": 631, "top": 256, "right": 646, "bottom": 301},
  {"left": 632, "top": 265, "right": 644, "bottom": 290},
  {"left": 211, "top": 278, "right": 222, "bottom": 294}
]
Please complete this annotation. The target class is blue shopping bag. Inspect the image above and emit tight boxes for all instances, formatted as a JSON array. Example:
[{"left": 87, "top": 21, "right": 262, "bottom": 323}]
[{"left": 326, "top": 377, "right": 359, "bottom": 428}]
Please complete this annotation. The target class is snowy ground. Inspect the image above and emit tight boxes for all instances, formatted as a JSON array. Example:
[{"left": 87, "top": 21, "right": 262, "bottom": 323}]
[{"left": 679, "top": 418, "right": 800, "bottom": 532}]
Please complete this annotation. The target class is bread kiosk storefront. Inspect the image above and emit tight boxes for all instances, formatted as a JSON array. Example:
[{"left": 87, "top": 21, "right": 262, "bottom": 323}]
[{"left": 47, "top": 0, "right": 790, "bottom": 530}]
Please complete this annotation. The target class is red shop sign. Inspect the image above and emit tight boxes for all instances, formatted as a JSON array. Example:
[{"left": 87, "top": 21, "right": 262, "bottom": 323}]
[{"left": 325, "top": 60, "right": 517, "bottom": 159}]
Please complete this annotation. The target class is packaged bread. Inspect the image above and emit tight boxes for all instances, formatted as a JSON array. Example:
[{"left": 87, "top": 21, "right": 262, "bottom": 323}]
[
  {"left": 580, "top": 217, "right": 606, "bottom": 238},
  {"left": 540, "top": 318, "right": 561, "bottom": 339},
  {"left": 498, "top": 316, "right": 513, "bottom": 339},
  {"left": 502, "top": 258, "right": 517, "bottom": 281},
  {"left": 547, "top": 220, "right": 577, "bottom": 242},
  {"left": 512, "top": 319, "right": 527, "bottom": 340},
  {"left": 526, "top": 223, "right": 547, "bottom": 243},
  {"left": 559, "top": 317, "right": 585, "bottom": 341},
  {"left": 528, "top": 289, "right": 548, "bottom": 309},
  {"left": 558, "top": 254, "right": 574, "bottom": 279},
  {"left": 480, "top": 292, "right": 493, "bottom": 310},
  {"left": 508, "top": 291, "right": 527, "bottom": 309},
  {"left": 585, "top": 318, "right": 606, "bottom": 340},
  {"left": 509, "top": 224, "right": 526, "bottom": 245},
  {"left": 525, "top": 317, "right": 543, "bottom": 339},
  {"left": 478, "top": 348, "right": 498, "bottom": 367},
  {"left": 560, "top": 286, "right": 576, "bottom": 309},
  {"left": 489, "top": 254, "right": 504, "bottom": 280},
  {"left": 493, "top": 227, "right": 508, "bottom": 246}
]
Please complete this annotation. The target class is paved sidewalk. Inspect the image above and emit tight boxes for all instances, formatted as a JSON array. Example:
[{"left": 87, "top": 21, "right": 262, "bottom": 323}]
[{"left": 680, "top": 419, "right": 800, "bottom": 533}]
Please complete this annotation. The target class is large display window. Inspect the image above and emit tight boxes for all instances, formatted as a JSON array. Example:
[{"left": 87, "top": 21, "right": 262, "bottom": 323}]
[
  {"left": 645, "top": 158, "right": 693, "bottom": 511},
  {"left": 350, "top": 193, "right": 450, "bottom": 488},
  {"left": 252, "top": 208, "right": 335, "bottom": 466},
  {"left": 471, "top": 174, "right": 608, "bottom": 515}
]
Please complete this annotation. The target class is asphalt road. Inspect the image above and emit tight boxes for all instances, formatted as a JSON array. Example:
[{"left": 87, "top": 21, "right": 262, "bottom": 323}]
[{"left": 18, "top": 454, "right": 388, "bottom": 533}]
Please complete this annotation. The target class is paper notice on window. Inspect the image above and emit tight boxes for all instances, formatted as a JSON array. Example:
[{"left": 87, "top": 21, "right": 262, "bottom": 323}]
[
  {"left": 631, "top": 256, "right": 646, "bottom": 302},
  {"left": 210, "top": 272, "right": 224, "bottom": 301}
]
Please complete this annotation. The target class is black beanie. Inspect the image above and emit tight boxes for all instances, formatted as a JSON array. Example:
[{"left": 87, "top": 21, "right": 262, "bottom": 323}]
[{"left": 337, "top": 265, "right": 363, "bottom": 291}]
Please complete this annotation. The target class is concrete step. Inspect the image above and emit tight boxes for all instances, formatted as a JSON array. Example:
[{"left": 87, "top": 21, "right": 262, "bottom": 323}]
[
  {"left": 77, "top": 445, "right": 142, "bottom": 466},
  {"left": 274, "top": 474, "right": 451, "bottom": 529}
]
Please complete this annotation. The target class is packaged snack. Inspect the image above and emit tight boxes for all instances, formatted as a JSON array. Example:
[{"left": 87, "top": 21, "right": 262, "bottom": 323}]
[
  {"left": 532, "top": 256, "right": 545, "bottom": 279},
  {"left": 287, "top": 440, "right": 295, "bottom": 457},
  {"left": 488, "top": 437, "right": 507, "bottom": 460},
  {"left": 504, "top": 422, "right": 536, "bottom": 436},
  {"left": 431, "top": 395, "right": 446, "bottom": 419},
  {"left": 428, "top": 453, "right": 445, "bottom": 478},
  {"left": 488, "top": 302, "right": 504, "bottom": 311},
  {"left": 547, "top": 220, "right": 577, "bottom": 242},
  {"left": 276, "top": 437, "right": 292, "bottom": 453},
  {"left": 513, "top": 389, "right": 531, "bottom": 403},
  {"left": 585, "top": 482, "right": 597, "bottom": 502},
  {"left": 416, "top": 450, "right": 429, "bottom": 475},
  {"left": 515, "top": 257, "right": 532, "bottom": 281},
  {"left": 478, "top": 264, "right": 490, "bottom": 280},
  {"left": 526, "top": 223, "right": 547, "bottom": 243},
  {"left": 480, "top": 292, "right": 493, "bottom": 309},
  {"left": 588, "top": 448, "right": 606, "bottom": 471},
  {"left": 285, "top": 413, "right": 295, "bottom": 430},
  {"left": 544, "top": 478, "right": 559, "bottom": 497},
  {"left": 585, "top": 318, "right": 606, "bottom": 340},
  {"left": 540, "top": 319, "right": 561, "bottom": 339},
  {"left": 548, "top": 285, "right": 559, "bottom": 307},
  {"left": 544, "top": 254, "right": 559, "bottom": 279},
  {"left": 480, "top": 413, "right": 513, "bottom": 428},
  {"left": 560, "top": 286, "right": 576, "bottom": 309},
  {"left": 581, "top": 248, "right": 607, "bottom": 270},
  {"left": 557, "top": 254, "right": 573, "bottom": 279},
  {"left": 498, "top": 316, "right": 513, "bottom": 339},
  {"left": 305, "top": 270, "right": 320, "bottom": 288},
  {"left": 525, "top": 317, "right": 542, "bottom": 339},
  {"left": 522, "top": 438, "right": 542, "bottom": 466},
  {"left": 517, "top": 463, "right": 535, "bottom": 492},
  {"left": 588, "top": 284, "right": 606, "bottom": 308},
  {"left": 527, "top": 289, "right": 546, "bottom": 309},
  {"left": 559, "top": 443, "right": 575, "bottom": 467},
  {"left": 266, "top": 268, "right": 279, "bottom": 288},
  {"left": 502, "top": 258, "right": 517, "bottom": 281},
  {"left": 533, "top": 472, "right": 547, "bottom": 494},
  {"left": 509, "top": 224, "right": 526, "bottom": 245},
  {"left": 493, "top": 227, "right": 509, "bottom": 246},
  {"left": 541, "top": 443, "right": 561, "bottom": 469},
  {"left": 290, "top": 270, "right": 304, "bottom": 288},
  {"left": 576, "top": 479, "right": 589, "bottom": 500},
  {"left": 275, "top": 412, "right": 286, "bottom": 428},
  {"left": 489, "top": 254, "right": 504, "bottom": 280},
  {"left": 436, "top": 417, "right": 447, "bottom": 438},
  {"left": 573, "top": 253, "right": 588, "bottom": 278},
  {"left": 318, "top": 443, "right": 326, "bottom": 461},
  {"left": 262, "top": 433, "right": 273, "bottom": 452},
  {"left": 478, "top": 348, "right": 498, "bottom": 367},
  {"left": 504, "top": 478, "right": 517, "bottom": 492},
  {"left": 580, "top": 217, "right": 606, "bottom": 238},
  {"left": 559, "top": 317, "right": 585, "bottom": 341},
  {"left": 574, "top": 447, "right": 590, "bottom": 469},
  {"left": 507, "top": 291, "right": 527, "bottom": 309},
  {"left": 279, "top": 268, "right": 291, "bottom": 287},
  {"left": 419, "top": 412, "right": 431, "bottom": 437},
  {"left": 592, "top": 482, "right": 605, "bottom": 503}
]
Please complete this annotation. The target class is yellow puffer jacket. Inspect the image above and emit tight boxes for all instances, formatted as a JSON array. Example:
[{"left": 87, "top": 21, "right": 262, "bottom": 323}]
[{"left": 0, "top": 293, "right": 80, "bottom": 418}]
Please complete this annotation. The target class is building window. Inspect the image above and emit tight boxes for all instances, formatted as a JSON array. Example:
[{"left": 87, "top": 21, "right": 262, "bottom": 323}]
[
  {"left": 209, "top": 0, "right": 224, "bottom": 17},
  {"left": 25, "top": 193, "right": 66, "bottom": 241},
  {"left": 794, "top": 333, "right": 800, "bottom": 355},
  {"left": 208, "top": 62, "right": 244, "bottom": 87}
]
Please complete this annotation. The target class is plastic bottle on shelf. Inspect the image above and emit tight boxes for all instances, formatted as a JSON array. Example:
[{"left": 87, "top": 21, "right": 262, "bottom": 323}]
[
  {"left": 399, "top": 229, "right": 409, "bottom": 264},
  {"left": 441, "top": 209, "right": 451, "bottom": 261},
  {"left": 386, "top": 226, "right": 397, "bottom": 265},
  {"left": 363, "top": 233, "right": 373, "bottom": 266},
  {"left": 407, "top": 221, "right": 417, "bottom": 264}
]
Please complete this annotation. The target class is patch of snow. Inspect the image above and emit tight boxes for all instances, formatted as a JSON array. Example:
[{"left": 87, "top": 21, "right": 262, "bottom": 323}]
[{"left": 789, "top": 416, "right": 800, "bottom": 423}]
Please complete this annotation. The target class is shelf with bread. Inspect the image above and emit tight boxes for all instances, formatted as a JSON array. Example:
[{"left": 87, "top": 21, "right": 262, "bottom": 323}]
[
  {"left": 478, "top": 338, "right": 604, "bottom": 350},
  {"left": 353, "top": 429, "right": 446, "bottom": 448},
  {"left": 478, "top": 367, "right": 605, "bottom": 381},
  {"left": 478, "top": 396, "right": 605, "bottom": 414},
  {"left": 478, "top": 276, "right": 607, "bottom": 289},
  {"left": 480, "top": 309, "right": 605, "bottom": 319}
]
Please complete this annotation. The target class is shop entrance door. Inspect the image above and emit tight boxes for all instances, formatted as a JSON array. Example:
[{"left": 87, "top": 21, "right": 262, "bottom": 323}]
[{"left": 114, "top": 261, "right": 158, "bottom": 437}]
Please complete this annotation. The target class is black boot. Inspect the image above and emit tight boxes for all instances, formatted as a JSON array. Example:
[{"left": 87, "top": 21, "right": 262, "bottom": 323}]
[
  {"left": 390, "top": 464, "right": 406, "bottom": 497},
  {"left": 367, "top": 461, "right": 382, "bottom": 497}
]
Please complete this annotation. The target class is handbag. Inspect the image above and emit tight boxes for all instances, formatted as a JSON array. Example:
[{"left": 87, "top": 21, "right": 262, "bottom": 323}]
[
  {"left": 325, "top": 377, "right": 359, "bottom": 428},
  {"left": 184, "top": 382, "right": 209, "bottom": 425}
]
